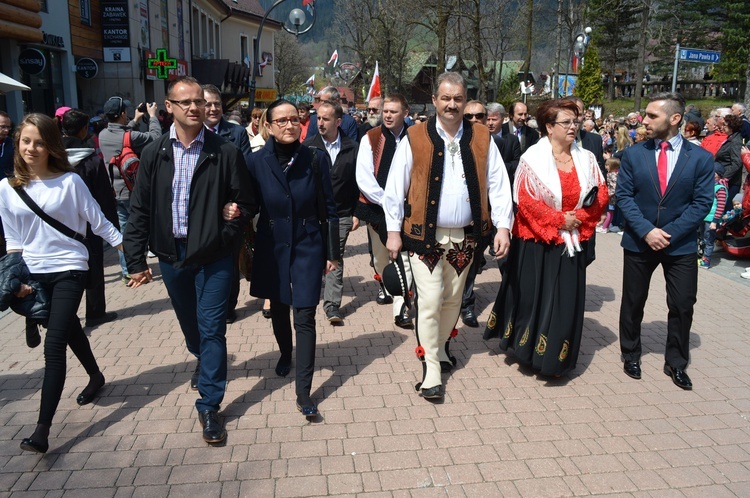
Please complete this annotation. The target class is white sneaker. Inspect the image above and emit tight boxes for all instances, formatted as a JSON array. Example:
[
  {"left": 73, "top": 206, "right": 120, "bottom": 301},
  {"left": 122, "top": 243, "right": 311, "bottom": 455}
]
[
  {"left": 740, "top": 272, "right": 750, "bottom": 279},
  {"left": 596, "top": 226, "right": 608, "bottom": 233}
]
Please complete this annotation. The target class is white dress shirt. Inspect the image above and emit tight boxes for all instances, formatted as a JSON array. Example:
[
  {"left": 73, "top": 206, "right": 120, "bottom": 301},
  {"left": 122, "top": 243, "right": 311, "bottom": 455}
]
[
  {"left": 356, "top": 126, "right": 405, "bottom": 207},
  {"left": 384, "top": 119, "right": 513, "bottom": 232},
  {"left": 323, "top": 133, "right": 341, "bottom": 166}
]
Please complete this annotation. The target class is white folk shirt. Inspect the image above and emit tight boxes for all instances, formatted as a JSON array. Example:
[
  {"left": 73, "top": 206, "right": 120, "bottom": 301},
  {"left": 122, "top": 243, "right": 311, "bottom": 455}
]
[
  {"left": 356, "top": 126, "right": 405, "bottom": 208},
  {"left": 384, "top": 119, "right": 514, "bottom": 233}
]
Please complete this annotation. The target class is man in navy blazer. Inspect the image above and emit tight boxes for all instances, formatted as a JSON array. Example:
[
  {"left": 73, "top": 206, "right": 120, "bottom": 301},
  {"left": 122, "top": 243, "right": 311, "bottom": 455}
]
[
  {"left": 615, "top": 92, "right": 714, "bottom": 390},
  {"left": 202, "top": 84, "right": 253, "bottom": 323}
]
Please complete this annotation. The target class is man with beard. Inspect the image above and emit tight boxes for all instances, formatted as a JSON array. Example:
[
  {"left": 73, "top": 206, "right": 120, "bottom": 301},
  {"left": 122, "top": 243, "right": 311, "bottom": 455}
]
[
  {"left": 356, "top": 93, "right": 414, "bottom": 328},
  {"left": 359, "top": 96, "right": 383, "bottom": 139},
  {"left": 384, "top": 73, "right": 513, "bottom": 401}
]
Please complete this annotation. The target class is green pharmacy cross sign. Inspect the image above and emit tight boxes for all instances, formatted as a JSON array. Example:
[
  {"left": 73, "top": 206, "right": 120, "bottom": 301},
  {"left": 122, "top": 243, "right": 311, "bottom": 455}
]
[{"left": 147, "top": 49, "right": 177, "bottom": 79}]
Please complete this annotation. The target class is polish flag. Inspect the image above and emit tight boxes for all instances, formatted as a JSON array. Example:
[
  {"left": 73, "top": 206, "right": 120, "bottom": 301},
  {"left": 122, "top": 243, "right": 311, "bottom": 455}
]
[
  {"left": 366, "top": 61, "right": 381, "bottom": 102},
  {"left": 327, "top": 49, "right": 339, "bottom": 67},
  {"left": 305, "top": 74, "right": 315, "bottom": 86}
]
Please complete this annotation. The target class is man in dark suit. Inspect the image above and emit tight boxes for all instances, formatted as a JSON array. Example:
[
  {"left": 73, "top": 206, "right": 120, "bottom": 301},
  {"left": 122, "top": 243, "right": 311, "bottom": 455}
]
[
  {"left": 304, "top": 100, "right": 359, "bottom": 324},
  {"left": 458, "top": 101, "right": 520, "bottom": 327},
  {"left": 501, "top": 101, "right": 539, "bottom": 153},
  {"left": 307, "top": 86, "right": 359, "bottom": 142},
  {"left": 615, "top": 92, "right": 714, "bottom": 390},
  {"left": 202, "top": 84, "right": 253, "bottom": 323}
]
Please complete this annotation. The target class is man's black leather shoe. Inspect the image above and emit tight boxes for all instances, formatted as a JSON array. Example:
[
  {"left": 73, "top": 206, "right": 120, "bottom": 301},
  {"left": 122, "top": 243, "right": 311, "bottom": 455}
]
[
  {"left": 664, "top": 364, "right": 692, "bottom": 390},
  {"left": 623, "top": 361, "right": 641, "bottom": 380},
  {"left": 394, "top": 310, "right": 413, "bottom": 329},
  {"left": 190, "top": 360, "right": 201, "bottom": 391},
  {"left": 85, "top": 311, "right": 118, "bottom": 328},
  {"left": 376, "top": 287, "right": 393, "bottom": 305},
  {"left": 440, "top": 361, "right": 454, "bottom": 373},
  {"left": 461, "top": 309, "right": 479, "bottom": 328},
  {"left": 421, "top": 385, "right": 444, "bottom": 400},
  {"left": 226, "top": 310, "right": 237, "bottom": 324},
  {"left": 26, "top": 320, "right": 41, "bottom": 349},
  {"left": 296, "top": 394, "right": 318, "bottom": 418},
  {"left": 198, "top": 410, "right": 227, "bottom": 443}
]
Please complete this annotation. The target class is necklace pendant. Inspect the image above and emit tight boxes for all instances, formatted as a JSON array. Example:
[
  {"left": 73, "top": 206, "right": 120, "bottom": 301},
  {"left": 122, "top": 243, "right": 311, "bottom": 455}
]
[{"left": 447, "top": 141, "right": 459, "bottom": 157}]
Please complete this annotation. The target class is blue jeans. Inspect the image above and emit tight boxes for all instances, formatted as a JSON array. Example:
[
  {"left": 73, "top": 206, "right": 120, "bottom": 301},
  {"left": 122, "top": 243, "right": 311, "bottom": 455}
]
[
  {"left": 701, "top": 222, "right": 717, "bottom": 262},
  {"left": 117, "top": 199, "right": 130, "bottom": 276},
  {"left": 160, "top": 241, "right": 232, "bottom": 412}
]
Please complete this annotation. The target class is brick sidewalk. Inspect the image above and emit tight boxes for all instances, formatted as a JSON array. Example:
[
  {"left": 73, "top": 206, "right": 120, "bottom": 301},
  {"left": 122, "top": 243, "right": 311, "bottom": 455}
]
[{"left": 1, "top": 229, "right": 749, "bottom": 497}]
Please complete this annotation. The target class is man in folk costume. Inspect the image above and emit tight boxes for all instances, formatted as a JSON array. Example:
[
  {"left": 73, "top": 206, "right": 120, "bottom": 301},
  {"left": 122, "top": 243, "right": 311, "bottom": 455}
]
[
  {"left": 356, "top": 93, "right": 414, "bottom": 329},
  {"left": 384, "top": 73, "right": 514, "bottom": 400}
]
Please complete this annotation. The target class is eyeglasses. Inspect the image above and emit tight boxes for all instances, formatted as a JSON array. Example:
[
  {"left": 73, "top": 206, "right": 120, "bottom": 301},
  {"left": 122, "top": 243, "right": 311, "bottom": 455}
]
[
  {"left": 270, "top": 117, "right": 301, "bottom": 127},
  {"left": 554, "top": 120, "right": 581, "bottom": 128},
  {"left": 167, "top": 99, "right": 208, "bottom": 110},
  {"left": 464, "top": 112, "right": 486, "bottom": 120},
  {"left": 367, "top": 107, "right": 380, "bottom": 114},
  {"left": 204, "top": 101, "right": 222, "bottom": 109}
]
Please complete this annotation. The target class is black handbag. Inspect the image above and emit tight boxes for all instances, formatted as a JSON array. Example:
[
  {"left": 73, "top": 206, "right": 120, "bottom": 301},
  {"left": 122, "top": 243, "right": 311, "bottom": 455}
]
[{"left": 582, "top": 186, "right": 599, "bottom": 207}]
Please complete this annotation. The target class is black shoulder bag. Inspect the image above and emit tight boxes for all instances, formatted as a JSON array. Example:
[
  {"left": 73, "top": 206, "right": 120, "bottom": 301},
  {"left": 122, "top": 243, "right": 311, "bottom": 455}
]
[{"left": 14, "top": 186, "right": 87, "bottom": 243}]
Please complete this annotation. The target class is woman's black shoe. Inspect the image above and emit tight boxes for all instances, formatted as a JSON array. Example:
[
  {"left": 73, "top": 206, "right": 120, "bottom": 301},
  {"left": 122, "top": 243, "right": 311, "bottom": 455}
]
[
  {"left": 20, "top": 424, "right": 49, "bottom": 454},
  {"left": 20, "top": 437, "right": 48, "bottom": 454},
  {"left": 261, "top": 308, "right": 272, "bottom": 319},
  {"left": 76, "top": 372, "right": 105, "bottom": 405},
  {"left": 275, "top": 355, "right": 292, "bottom": 377}
]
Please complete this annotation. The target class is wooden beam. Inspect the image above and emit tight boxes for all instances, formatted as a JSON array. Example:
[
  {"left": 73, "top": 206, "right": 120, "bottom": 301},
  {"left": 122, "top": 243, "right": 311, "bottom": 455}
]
[{"left": 0, "top": 18, "right": 43, "bottom": 43}]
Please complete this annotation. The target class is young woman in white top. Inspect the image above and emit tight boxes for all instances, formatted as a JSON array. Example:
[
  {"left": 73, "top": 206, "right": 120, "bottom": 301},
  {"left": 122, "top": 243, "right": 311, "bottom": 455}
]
[{"left": 0, "top": 114, "right": 123, "bottom": 454}]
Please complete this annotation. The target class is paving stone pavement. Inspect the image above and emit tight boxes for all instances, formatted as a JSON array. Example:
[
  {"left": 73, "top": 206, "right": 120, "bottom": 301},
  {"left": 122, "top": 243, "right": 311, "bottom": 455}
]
[{"left": 1, "top": 228, "right": 750, "bottom": 497}]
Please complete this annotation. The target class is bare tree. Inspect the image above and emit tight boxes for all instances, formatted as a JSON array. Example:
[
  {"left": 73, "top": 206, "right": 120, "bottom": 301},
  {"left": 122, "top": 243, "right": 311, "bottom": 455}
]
[{"left": 274, "top": 32, "right": 308, "bottom": 98}]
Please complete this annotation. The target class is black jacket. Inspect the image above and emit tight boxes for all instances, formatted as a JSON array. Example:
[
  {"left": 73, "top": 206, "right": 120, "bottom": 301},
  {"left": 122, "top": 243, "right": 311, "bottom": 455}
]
[
  {"left": 501, "top": 122, "right": 539, "bottom": 153},
  {"left": 579, "top": 129, "right": 606, "bottom": 177},
  {"left": 123, "top": 130, "right": 255, "bottom": 273},
  {"left": 0, "top": 252, "right": 50, "bottom": 324},
  {"left": 304, "top": 130, "right": 360, "bottom": 218},
  {"left": 211, "top": 117, "right": 252, "bottom": 167},
  {"left": 715, "top": 132, "right": 744, "bottom": 188},
  {"left": 493, "top": 134, "right": 522, "bottom": 184}
]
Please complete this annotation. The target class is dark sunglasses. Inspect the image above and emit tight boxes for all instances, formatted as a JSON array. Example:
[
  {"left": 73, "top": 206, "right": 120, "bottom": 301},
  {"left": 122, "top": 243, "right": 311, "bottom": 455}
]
[
  {"left": 367, "top": 107, "right": 380, "bottom": 114},
  {"left": 464, "top": 112, "right": 486, "bottom": 120}
]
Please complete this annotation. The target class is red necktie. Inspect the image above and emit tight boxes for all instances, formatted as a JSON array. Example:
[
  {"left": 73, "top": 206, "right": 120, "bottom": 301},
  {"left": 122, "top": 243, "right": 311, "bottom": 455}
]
[{"left": 658, "top": 140, "right": 669, "bottom": 195}]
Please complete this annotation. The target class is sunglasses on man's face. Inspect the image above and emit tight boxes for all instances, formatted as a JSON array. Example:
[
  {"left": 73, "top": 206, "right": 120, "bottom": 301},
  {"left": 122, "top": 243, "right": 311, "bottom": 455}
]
[{"left": 464, "top": 112, "right": 486, "bottom": 120}]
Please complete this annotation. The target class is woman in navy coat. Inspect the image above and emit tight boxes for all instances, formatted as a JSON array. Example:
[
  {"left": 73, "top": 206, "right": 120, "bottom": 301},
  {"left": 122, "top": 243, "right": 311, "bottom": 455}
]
[{"left": 246, "top": 99, "right": 339, "bottom": 417}]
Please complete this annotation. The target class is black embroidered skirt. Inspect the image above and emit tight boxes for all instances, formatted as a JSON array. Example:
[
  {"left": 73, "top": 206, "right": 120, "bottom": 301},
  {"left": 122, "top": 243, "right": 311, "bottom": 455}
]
[{"left": 484, "top": 237, "right": 588, "bottom": 377}]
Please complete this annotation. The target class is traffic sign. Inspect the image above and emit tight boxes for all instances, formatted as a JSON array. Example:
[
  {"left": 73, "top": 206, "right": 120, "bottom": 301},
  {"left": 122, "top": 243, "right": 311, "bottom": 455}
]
[{"left": 679, "top": 48, "right": 720, "bottom": 64}]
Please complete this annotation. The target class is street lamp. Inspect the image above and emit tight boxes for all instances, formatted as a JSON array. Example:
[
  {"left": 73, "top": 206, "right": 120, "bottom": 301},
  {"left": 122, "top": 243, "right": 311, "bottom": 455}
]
[
  {"left": 247, "top": 0, "right": 315, "bottom": 111},
  {"left": 562, "top": 26, "right": 592, "bottom": 97}
]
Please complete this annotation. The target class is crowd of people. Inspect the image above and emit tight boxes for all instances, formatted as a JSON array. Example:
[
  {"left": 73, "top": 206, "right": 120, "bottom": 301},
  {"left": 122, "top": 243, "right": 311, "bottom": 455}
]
[{"left": 0, "top": 73, "right": 748, "bottom": 453}]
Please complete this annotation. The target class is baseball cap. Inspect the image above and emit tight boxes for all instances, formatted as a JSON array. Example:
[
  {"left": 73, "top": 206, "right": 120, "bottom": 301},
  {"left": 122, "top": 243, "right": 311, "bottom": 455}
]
[
  {"left": 103, "top": 97, "right": 132, "bottom": 118},
  {"left": 54, "top": 106, "right": 71, "bottom": 119}
]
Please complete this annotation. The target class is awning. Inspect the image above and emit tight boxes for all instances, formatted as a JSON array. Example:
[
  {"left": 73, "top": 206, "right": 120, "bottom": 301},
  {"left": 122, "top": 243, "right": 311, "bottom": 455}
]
[{"left": 0, "top": 72, "right": 31, "bottom": 93}]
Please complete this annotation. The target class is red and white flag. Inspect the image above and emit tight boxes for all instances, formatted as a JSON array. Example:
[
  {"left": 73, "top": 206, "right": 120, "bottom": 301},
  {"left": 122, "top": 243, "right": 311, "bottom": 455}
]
[
  {"left": 305, "top": 74, "right": 315, "bottom": 86},
  {"left": 366, "top": 61, "right": 381, "bottom": 102},
  {"left": 327, "top": 49, "right": 339, "bottom": 67}
]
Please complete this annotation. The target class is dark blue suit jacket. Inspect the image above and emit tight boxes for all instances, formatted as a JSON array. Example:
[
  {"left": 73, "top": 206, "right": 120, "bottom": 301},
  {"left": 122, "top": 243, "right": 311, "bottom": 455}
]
[
  {"left": 213, "top": 117, "right": 252, "bottom": 167},
  {"left": 246, "top": 139, "right": 338, "bottom": 307},
  {"left": 616, "top": 137, "right": 714, "bottom": 256}
]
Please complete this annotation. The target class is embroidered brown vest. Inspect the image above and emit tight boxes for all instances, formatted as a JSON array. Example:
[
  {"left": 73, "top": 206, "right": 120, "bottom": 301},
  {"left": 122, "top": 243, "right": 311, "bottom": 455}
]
[
  {"left": 402, "top": 118, "right": 492, "bottom": 254},
  {"left": 355, "top": 124, "right": 405, "bottom": 225}
]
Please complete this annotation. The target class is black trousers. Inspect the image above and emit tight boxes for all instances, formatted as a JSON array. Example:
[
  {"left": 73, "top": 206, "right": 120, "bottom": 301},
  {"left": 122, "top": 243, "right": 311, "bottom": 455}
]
[
  {"left": 84, "top": 235, "right": 107, "bottom": 320},
  {"left": 269, "top": 301, "right": 316, "bottom": 396},
  {"left": 619, "top": 249, "right": 697, "bottom": 369},
  {"left": 31, "top": 270, "right": 100, "bottom": 426}
]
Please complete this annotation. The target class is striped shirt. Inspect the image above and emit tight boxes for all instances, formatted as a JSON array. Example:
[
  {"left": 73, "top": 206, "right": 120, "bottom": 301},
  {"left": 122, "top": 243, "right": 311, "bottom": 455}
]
[{"left": 170, "top": 125, "right": 205, "bottom": 238}]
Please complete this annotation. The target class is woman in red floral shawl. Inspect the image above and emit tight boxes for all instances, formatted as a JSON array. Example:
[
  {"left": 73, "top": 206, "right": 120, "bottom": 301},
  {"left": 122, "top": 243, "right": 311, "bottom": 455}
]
[{"left": 484, "top": 99, "right": 608, "bottom": 377}]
